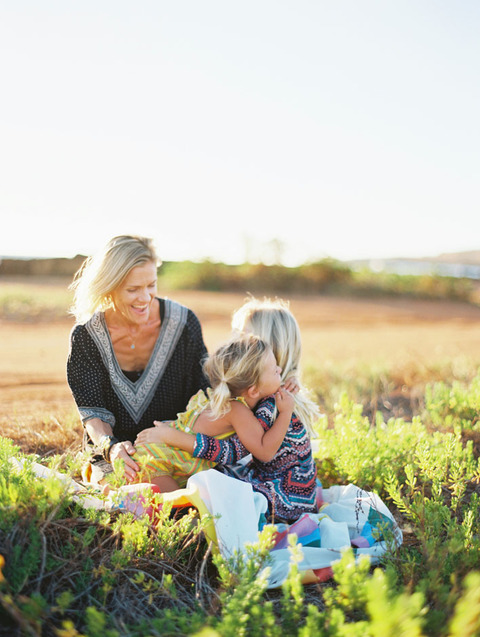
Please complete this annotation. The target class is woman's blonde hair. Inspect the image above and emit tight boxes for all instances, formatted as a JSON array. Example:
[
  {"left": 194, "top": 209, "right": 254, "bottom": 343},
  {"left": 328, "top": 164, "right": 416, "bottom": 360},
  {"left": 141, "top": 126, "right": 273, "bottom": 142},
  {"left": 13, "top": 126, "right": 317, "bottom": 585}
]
[
  {"left": 69, "top": 235, "right": 161, "bottom": 323},
  {"left": 204, "top": 334, "right": 270, "bottom": 419},
  {"left": 231, "top": 296, "right": 320, "bottom": 436}
]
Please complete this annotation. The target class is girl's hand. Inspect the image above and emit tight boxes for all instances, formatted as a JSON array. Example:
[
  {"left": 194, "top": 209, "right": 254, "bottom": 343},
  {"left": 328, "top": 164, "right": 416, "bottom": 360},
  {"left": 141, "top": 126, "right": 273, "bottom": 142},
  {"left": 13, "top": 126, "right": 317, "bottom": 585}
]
[
  {"left": 283, "top": 376, "right": 300, "bottom": 394},
  {"left": 151, "top": 421, "right": 178, "bottom": 444},
  {"left": 109, "top": 440, "right": 139, "bottom": 482},
  {"left": 275, "top": 387, "right": 295, "bottom": 414},
  {"left": 143, "top": 421, "right": 196, "bottom": 452},
  {"left": 134, "top": 424, "right": 170, "bottom": 446}
]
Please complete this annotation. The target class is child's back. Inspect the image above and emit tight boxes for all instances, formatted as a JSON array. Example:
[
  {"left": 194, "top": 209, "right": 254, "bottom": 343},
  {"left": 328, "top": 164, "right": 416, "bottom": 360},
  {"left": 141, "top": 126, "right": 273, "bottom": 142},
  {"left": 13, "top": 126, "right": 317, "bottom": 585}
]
[
  {"left": 195, "top": 396, "right": 317, "bottom": 522},
  {"left": 247, "top": 396, "right": 317, "bottom": 521}
]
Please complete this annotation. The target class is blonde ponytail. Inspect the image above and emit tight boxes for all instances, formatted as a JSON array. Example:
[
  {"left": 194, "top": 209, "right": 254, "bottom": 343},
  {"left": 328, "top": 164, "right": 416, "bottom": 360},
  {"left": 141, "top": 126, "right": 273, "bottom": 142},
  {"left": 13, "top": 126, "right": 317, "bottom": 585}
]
[
  {"left": 207, "top": 379, "right": 233, "bottom": 420},
  {"left": 204, "top": 334, "right": 269, "bottom": 418}
]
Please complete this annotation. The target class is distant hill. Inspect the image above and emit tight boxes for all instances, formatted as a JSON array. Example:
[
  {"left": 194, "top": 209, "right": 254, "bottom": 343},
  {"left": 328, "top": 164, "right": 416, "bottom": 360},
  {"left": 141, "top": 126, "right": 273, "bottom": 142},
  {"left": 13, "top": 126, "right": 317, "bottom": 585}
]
[
  {"left": 426, "top": 250, "right": 480, "bottom": 265},
  {"left": 2, "top": 250, "right": 480, "bottom": 279},
  {"left": 0, "top": 255, "right": 86, "bottom": 276},
  {"left": 348, "top": 250, "right": 480, "bottom": 280}
]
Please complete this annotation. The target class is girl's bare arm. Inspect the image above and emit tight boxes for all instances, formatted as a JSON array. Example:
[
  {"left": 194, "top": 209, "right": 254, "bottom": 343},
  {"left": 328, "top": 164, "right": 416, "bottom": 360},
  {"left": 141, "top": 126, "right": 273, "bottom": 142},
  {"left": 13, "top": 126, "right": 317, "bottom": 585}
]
[
  {"left": 136, "top": 422, "right": 196, "bottom": 453},
  {"left": 141, "top": 390, "right": 294, "bottom": 462},
  {"left": 230, "top": 388, "right": 294, "bottom": 463}
]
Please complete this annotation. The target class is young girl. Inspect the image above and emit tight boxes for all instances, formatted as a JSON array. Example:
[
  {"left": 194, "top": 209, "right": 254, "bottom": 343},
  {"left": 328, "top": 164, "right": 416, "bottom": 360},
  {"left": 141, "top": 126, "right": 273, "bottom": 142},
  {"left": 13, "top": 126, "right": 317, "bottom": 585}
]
[
  {"left": 132, "top": 333, "right": 295, "bottom": 493},
  {"left": 147, "top": 297, "right": 320, "bottom": 523}
]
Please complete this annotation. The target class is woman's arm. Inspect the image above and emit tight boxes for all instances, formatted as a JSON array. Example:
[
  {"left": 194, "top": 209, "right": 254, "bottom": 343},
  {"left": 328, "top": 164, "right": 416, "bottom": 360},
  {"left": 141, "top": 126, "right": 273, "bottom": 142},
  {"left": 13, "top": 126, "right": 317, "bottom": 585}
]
[
  {"left": 67, "top": 325, "right": 140, "bottom": 481},
  {"left": 85, "top": 417, "right": 139, "bottom": 480},
  {"left": 183, "top": 310, "right": 210, "bottom": 398}
]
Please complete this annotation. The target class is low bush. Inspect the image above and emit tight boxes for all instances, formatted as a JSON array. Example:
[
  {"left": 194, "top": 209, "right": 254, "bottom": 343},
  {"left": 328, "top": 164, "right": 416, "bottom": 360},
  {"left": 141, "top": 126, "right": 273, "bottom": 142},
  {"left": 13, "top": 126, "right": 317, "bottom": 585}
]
[{"left": 2, "top": 369, "right": 480, "bottom": 635}]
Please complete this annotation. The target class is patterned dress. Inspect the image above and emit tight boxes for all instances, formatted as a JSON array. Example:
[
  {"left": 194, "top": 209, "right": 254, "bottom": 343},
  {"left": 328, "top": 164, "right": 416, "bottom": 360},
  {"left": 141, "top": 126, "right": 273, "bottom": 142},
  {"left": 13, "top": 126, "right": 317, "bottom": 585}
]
[{"left": 193, "top": 396, "right": 318, "bottom": 522}]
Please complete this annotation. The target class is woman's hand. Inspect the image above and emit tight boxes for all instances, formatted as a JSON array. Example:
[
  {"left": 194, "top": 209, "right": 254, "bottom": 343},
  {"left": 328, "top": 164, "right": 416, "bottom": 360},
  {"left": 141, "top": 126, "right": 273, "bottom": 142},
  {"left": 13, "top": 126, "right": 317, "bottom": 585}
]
[
  {"left": 283, "top": 375, "right": 300, "bottom": 394},
  {"left": 275, "top": 387, "right": 295, "bottom": 414},
  {"left": 109, "top": 440, "right": 139, "bottom": 482}
]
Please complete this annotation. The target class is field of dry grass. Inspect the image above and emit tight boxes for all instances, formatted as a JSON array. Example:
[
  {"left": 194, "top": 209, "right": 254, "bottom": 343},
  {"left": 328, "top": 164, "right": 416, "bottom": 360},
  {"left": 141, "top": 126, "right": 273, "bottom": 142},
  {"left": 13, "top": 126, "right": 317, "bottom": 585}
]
[{"left": 2, "top": 280, "right": 480, "bottom": 455}]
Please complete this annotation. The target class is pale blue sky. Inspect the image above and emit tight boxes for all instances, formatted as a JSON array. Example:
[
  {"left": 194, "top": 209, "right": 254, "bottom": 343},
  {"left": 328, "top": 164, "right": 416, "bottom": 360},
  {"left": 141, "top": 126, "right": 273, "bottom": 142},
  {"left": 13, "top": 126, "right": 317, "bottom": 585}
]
[{"left": 1, "top": 1, "right": 479, "bottom": 265}]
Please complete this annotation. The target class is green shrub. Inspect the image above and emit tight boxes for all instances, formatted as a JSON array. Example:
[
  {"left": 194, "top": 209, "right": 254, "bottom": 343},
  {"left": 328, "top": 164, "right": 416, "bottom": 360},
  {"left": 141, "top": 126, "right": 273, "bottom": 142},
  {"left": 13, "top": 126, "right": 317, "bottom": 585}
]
[
  {"left": 424, "top": 370, "right": 480, "bottom": 431},
  {"left": 3, "top": 355, "right": 480, "bottom": 636}
]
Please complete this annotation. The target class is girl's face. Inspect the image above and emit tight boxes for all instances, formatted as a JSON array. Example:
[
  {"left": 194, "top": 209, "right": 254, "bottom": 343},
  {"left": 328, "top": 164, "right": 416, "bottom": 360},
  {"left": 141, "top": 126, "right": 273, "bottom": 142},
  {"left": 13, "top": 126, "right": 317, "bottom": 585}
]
[
  {"left": 110, "top": 261, "right": 158, "bottom": 325},
  {"left": 256, "top": 348, "right": 283, "bottom": 397}
]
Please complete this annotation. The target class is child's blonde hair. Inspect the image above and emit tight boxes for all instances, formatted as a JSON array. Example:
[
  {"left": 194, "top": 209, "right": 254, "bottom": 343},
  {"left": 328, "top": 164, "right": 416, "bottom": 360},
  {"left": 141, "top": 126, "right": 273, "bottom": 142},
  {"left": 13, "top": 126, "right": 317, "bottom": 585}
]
[
  {"left": 69, "top": 235, "right": 161, "bottom": 323},
  {"left": 204, "top": 334, "right": 270, "bottom": 419},
  {"left": 231, "top": 296, "right": 320, "bottom": 436}
]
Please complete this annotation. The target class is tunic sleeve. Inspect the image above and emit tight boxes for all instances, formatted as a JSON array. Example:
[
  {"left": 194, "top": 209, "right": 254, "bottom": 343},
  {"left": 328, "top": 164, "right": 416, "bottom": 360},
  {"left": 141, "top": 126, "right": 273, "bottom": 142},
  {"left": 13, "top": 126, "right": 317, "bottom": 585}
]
[
  {"left": 66, "top": 324, "right": 116, "bottom": 427},
  {"left": 192, "top": 433, "right": 250, "bottom": 464}
]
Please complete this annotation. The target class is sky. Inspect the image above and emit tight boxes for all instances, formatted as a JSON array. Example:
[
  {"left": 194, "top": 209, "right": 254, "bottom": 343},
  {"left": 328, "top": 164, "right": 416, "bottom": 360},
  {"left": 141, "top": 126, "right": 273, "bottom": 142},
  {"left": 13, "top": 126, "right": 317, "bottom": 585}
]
[{"left": 1, "top": 1, "right": 479, "bottom": 266}]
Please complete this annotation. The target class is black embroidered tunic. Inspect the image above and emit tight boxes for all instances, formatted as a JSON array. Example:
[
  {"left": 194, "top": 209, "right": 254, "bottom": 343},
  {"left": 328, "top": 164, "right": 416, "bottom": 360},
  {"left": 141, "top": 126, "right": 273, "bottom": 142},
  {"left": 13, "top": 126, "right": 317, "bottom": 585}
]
[{"left": 67, "top": 298, "right": 209, "bottom": 443}]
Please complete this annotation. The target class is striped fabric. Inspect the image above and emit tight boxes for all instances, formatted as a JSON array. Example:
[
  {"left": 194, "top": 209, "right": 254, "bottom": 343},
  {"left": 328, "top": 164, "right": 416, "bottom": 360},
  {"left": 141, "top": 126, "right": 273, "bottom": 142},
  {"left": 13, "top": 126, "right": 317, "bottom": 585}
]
[
  {"left": 134, "top": 442, "right": 216, "bottom": 488},
  {"left": 133, "top": 389, "right": 238, "bottom": 487}
]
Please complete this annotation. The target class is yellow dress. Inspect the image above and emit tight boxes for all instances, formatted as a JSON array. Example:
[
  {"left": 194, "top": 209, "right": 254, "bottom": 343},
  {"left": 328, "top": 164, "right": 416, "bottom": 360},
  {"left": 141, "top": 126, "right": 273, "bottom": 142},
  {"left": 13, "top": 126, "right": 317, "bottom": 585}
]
[{"left": 133, "top": 389, "right": 246, "bottom": 488}]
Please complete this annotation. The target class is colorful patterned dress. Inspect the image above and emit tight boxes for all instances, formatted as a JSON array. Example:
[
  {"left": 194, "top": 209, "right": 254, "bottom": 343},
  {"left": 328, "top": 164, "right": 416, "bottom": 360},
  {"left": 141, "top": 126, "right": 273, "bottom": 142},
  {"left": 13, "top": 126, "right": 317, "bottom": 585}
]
[{"left": 193, "top": 396, "right": 318, "bottom": 522}]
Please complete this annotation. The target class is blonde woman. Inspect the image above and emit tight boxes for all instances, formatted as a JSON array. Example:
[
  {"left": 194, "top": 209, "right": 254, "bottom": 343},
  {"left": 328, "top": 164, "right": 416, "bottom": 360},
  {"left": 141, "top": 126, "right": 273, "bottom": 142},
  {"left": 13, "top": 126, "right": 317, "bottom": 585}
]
[
  {"left": 138, "top": 297, "right": 320, "bottom": 522},
  {"left": 67, "top": 235, "right": 209, "bottom": 485}
]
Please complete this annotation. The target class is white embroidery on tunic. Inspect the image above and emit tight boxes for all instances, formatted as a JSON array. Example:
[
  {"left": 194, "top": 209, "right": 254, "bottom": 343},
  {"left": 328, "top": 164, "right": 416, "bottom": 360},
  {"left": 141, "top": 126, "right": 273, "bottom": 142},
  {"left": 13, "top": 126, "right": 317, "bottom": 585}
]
[
  {"left": 86, "top": 299, "right": 188, "bottom": 424},
  {"left": 79, "top": 406, "right": 116, "bottom": 427}
]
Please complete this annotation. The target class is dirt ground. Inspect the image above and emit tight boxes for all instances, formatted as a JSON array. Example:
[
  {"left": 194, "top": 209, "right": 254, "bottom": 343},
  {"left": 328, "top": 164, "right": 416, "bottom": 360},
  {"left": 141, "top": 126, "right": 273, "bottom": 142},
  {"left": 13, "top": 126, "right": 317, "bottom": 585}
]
[{"left": 2, "top": 290, "right": 480, "bottom": 427}]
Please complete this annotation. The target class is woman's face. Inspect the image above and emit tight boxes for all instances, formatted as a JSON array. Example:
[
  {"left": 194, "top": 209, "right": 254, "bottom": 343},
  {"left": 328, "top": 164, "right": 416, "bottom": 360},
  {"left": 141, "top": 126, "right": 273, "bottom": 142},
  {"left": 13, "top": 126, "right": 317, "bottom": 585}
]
[{"left": 110, "top": 261, "right": 158, "bottom": 325}]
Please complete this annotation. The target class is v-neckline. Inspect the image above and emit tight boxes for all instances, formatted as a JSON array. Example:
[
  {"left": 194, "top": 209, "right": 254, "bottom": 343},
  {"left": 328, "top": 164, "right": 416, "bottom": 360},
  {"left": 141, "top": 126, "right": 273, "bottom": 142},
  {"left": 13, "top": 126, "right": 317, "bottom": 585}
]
[{"left": 86, "top": 298, "right": 189, "bottom": 423}]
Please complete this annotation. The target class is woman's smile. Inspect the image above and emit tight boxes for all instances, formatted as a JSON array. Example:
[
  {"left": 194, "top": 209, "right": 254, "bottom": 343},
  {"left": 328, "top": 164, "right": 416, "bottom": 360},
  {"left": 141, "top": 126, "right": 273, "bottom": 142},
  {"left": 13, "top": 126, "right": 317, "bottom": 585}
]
[{"left": 110, "top": 261, "right": 158, "bottom": 326}]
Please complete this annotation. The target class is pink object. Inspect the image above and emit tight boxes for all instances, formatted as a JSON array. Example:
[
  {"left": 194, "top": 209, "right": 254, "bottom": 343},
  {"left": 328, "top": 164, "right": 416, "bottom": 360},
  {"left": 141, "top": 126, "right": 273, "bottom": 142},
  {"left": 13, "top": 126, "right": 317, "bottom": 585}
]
[
  {"left": 312, "top": 566, "right": 334, "bottom": 582},
  {"left": 315, "top": 484, "right": 324, "bottom": 509},
  {"left": 111, "top": 483, "right": 163, "bottom": 520}
]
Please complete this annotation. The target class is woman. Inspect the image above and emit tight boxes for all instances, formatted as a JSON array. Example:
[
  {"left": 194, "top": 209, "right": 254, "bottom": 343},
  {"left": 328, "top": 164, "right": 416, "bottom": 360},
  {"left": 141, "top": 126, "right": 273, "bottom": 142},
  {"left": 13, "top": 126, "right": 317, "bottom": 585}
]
[{"left": 67, "top": 235, "right": 209, "bottom": 484}]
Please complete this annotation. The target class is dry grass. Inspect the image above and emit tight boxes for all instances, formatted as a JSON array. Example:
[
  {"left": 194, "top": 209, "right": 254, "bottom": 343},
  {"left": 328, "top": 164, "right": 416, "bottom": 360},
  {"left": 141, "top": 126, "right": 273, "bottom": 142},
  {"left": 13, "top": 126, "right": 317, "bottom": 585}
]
[{"left": 2, "top": 282, "right": 480, "bottom": 453}]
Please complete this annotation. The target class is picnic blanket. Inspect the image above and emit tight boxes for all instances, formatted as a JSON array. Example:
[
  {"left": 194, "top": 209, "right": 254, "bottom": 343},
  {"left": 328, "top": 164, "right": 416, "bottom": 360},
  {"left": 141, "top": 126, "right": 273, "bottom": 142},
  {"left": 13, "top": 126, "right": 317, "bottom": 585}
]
[
  {"left": 9, "top": 459, "right": 402, "bottom": 589},
  {"left": 183, "top": 469, "right": 403, "bottom": 587}
]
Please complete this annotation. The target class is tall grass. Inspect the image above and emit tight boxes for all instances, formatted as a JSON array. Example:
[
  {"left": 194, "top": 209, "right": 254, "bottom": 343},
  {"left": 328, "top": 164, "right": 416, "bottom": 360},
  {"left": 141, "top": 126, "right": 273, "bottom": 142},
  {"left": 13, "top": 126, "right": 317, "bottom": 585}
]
[{"left": 159, "top": 260, "right": 476, "bottom": 303}]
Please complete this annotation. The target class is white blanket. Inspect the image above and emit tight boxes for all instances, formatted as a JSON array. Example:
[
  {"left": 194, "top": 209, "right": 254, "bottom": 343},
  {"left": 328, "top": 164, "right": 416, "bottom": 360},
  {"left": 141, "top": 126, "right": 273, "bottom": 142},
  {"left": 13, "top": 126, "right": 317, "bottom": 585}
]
[{"left": 187, "top": 469, "right": 403, "bottom": 588}]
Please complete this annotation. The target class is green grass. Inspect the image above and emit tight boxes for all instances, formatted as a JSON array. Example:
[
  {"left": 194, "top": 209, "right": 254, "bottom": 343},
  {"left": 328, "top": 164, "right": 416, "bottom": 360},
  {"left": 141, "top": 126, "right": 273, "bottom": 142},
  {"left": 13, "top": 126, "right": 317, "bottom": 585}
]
[
  {"left": 1, "top": 255, "right": 477, "bottom": 325},
  {"left": 2, "top": 361, "right": 480, "bottom": 635}
]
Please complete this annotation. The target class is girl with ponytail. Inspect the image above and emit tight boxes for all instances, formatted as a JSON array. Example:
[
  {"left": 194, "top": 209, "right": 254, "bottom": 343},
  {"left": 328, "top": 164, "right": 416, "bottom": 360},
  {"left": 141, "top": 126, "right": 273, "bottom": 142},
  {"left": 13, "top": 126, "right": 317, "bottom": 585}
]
[
  {"left": 138, "top": 297, "right": 320, "bottom": 522},
  {"left": 132, "top": 333, "right": 294, "bottom": 493}
]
